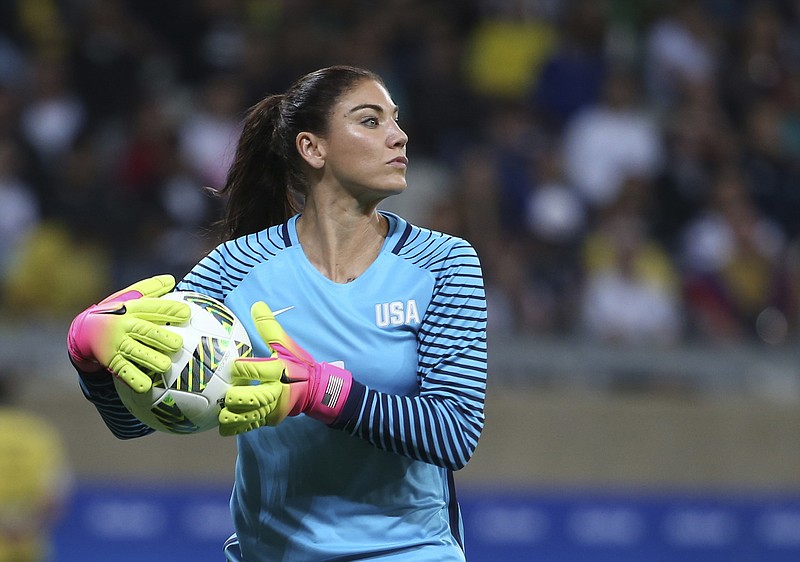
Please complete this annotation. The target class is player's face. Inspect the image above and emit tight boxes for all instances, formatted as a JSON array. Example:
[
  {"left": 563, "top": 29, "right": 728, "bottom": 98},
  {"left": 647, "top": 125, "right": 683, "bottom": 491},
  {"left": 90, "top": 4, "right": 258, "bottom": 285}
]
[{"left": 319, "top": 79, "right": 408, "bottom": 201}]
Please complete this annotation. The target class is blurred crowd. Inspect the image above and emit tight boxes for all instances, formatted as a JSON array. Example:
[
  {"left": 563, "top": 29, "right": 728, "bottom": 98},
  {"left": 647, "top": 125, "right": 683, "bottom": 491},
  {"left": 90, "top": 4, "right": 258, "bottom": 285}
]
[{"left": 1, "top": 0, "right": 799, "bottom": 347}]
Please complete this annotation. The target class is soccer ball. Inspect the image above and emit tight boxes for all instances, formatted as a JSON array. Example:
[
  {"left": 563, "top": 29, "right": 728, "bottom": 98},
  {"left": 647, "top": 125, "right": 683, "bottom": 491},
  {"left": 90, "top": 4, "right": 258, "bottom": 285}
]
[{"left": 113, "top": 291, "right": 252, "bottom": 434}]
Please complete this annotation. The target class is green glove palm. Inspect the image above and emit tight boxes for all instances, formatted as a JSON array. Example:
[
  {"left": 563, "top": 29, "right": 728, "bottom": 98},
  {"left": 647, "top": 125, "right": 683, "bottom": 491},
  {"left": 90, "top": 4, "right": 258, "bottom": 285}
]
[{"left": 67, "top": 275, "right": 191, "bottom": 393}]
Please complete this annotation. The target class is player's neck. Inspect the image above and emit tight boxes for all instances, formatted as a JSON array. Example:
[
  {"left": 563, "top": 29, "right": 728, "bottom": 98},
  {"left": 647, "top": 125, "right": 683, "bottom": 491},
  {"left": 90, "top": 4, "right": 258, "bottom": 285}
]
[{"left": 296, "top": 208, "right": 388, "bottom": 284}]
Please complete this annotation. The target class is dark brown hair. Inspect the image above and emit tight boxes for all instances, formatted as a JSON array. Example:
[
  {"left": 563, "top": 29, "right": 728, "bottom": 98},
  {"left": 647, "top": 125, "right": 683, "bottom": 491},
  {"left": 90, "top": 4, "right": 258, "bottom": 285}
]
[{"left": 219, "top": 65, "right": 383, "bottom": 241}]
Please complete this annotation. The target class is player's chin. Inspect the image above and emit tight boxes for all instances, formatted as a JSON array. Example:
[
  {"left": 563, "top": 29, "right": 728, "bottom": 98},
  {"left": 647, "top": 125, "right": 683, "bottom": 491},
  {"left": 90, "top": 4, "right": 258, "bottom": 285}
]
[
  {"left": 390, "top": 181, "right": 407, "bottom": 194},
  {"left": 382, "top": 174, "right": 407, "bottom": 194},
  {"left": 379, "top": 185, "right": 406, "bottom": 200}
]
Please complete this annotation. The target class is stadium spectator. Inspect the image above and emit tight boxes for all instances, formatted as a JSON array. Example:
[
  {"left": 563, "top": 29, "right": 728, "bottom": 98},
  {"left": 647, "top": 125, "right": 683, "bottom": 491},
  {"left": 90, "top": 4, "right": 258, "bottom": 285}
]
[
  {"left": 652, "top": 76, "right": 737, "bottom": 250},
  {"left": 740, "top": 98, "right": 800, "bottom": 239},
  {"left": 579, "top": 177, "right": 683, "bottom": 345},
  {"left": 680, "top": 165, "right": 789, "bottom": 342},
  {"left": 0, "top": 374, "right": 69, "bottom": 562},
  {"left": 19, "top": 53, "right": 86, "bottom": 176},
  {"left": 177, "top": 73, "right": 245, "bottom": 190},
  {"left": 561, "top": 63, "right": 664, "bottom": 210},
  {"left": 643, "top": 0, "right": 720, "bottom": 113},
  {"left": 529, "top": 0, "right": 609, "bottom": 131},
  {"left": 68, "top": 0, "right": 148, "bottom": 125},
  {"left": 0, "top": 138, "right": 39, "bottom": 287}
]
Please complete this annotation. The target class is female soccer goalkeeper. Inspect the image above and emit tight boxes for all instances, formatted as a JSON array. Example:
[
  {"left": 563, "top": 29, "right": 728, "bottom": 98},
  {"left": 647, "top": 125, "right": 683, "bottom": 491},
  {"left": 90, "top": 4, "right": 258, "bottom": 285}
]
[{"left": 67, "top": 65, "right": 487, "bottom": 561}]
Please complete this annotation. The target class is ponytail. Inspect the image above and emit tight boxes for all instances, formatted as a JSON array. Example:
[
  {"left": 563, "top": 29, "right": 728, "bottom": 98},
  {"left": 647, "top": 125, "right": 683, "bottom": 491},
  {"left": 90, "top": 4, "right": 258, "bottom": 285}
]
[{"left": 218, "top": 95, "right": 301, "bottom": 241}]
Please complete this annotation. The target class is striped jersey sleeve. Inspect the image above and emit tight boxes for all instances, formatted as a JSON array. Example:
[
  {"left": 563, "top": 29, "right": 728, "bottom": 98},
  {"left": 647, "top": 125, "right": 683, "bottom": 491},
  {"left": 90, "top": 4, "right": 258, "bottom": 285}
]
[
  {"left": 335, "top": 229, "right": 488, "bottom": 471},
  {"left": 78, "top": 372, "right": 155, "bottom": 440}
]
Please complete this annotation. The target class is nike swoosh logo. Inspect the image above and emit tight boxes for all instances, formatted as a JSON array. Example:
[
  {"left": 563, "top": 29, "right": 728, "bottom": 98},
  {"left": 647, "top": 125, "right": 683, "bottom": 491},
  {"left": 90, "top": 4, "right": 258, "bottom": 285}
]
[
  {"left": 98, "top": 304, "right": 127, "bottom": 315},
  {"left": 272, "top": 305, "right": 295, "bottom": 316},
  {"left": 280, "top": 372, "right": 303, "bottom": 384}
]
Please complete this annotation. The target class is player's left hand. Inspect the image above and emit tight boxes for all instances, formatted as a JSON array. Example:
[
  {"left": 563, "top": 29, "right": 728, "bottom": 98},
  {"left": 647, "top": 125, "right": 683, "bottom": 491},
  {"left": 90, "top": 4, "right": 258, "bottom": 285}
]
[
  {"left": 249, "top": 301, "right": 354, "bottom": 426},
  {"left": 217, "top": 301, "right": 355, "bottom": 434},
  {"left": 218, "top": 359, "right": 284, "bottom": 437}
]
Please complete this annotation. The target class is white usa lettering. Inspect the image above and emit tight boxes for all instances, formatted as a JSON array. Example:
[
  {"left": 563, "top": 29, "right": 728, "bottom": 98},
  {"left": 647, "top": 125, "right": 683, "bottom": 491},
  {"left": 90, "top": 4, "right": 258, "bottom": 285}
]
[{"left": 375, "top": 300, "right": 420, "bottom": 327}]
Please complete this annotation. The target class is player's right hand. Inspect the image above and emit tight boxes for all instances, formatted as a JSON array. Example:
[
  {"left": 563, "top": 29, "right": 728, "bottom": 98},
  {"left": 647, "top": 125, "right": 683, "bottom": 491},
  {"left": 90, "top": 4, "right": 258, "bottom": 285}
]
[{"left": 66, "top": 274, "right": 191, "bottom": 393}]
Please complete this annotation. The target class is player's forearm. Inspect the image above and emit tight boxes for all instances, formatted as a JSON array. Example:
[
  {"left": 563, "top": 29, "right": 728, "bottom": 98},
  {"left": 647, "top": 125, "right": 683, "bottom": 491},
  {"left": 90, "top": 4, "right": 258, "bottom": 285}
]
[
  {"left": 331, "top": 382, "right": 484, "bottom": 471},
  {"left": 76, "top": 368, "right": 155, "bottom": 440}
]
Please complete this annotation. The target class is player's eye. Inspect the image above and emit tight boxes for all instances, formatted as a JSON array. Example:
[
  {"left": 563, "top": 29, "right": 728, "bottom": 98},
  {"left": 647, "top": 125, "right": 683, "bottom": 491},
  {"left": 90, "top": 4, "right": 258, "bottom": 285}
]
[{"left": 362, "top": 116, "right": 379, "bottom": 128}]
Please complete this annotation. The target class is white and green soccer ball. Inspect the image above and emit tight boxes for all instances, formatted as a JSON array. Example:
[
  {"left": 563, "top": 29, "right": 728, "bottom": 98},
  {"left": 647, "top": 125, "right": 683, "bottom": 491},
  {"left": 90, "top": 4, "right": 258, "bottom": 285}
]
[{"left": 113, "top": 291, "right": 252, "bottom": 434}]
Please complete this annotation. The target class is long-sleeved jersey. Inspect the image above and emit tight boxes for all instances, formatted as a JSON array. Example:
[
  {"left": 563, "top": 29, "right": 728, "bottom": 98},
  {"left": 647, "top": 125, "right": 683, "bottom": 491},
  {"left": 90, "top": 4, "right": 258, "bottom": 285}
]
[{"left": 80, "top": 211, "right": 488, "bottom": 561}]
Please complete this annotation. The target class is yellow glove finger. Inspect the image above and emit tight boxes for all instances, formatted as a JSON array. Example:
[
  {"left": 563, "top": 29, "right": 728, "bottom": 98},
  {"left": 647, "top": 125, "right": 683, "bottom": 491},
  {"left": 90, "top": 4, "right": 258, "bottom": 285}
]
[
  {"left": 224, "top": 381, "right": 283, "bottom": 413},
  {"left": 124, "top": 298, "right": 191, "bottom": 325},
  {"left": 218, "top": 395, "right": 278, "bottom": 436},
  {"left": 107, "top": 355, "right": 156, "bottom": 393},
  {"left": 219, "top": 416, "right": 257, "bottom": 437},
  {"left": 231, "top": 358, "right": 284, "bottom": 384},
  {"left": 126, "top": 274, "right": 177, "bottom": 299},
  {"left": 250, "top": 301, "right": 315, "bottom": 367},
  {"left": 126, "top": 318, "right": 185, "bottom": 355},
  {"left": 102, "top": 274, "right": 177, "bottom": 303},
  {"left": 117, "top": 334, "right": 176, "bottom": 373},
  {"left": 250, "top": 301, "right": 292, "bottom": 349},
  {"left": 218, "top": 419, "right": 263, "bottom": 437},
  {"left": 219, "top": 407, "right": 265, "bottom": 425},
  {"left": 135, "top": 274, "right": 178, "bottom": 298}
]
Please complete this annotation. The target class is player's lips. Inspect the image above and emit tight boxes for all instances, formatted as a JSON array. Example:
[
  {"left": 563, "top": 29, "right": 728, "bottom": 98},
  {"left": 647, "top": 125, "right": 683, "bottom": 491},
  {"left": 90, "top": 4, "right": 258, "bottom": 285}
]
[{"left": 388, "top": 155, "right": 408, "bottom": 167}]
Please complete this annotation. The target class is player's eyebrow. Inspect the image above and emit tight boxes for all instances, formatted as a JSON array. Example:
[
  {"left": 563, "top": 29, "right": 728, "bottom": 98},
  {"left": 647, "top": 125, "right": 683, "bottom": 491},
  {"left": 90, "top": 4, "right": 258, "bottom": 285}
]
[{"left": 347, "top": 103, "right": 399, "bottom": 116}]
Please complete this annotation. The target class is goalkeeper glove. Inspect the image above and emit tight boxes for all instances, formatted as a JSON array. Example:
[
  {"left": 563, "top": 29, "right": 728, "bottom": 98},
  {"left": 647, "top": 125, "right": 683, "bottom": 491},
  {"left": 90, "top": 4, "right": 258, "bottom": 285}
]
[
  {"left": 66, "top": 274, "right": 190, "bottom": 393},
  {"left": 252, "top": 301, "right": 354, "bottom": 426},
  {"left": 218, "top": 359, "right": 283, "bottom": 436},
  {"left": 216, "top": 301, "right": 355, "bottom": 435}
]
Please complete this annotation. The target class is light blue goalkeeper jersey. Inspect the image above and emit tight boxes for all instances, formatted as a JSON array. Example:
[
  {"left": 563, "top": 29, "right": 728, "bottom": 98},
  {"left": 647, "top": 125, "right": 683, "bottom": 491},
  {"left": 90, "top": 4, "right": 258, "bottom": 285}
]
[{"left": 80, "top": 211, "right": 487, "bottom": 561}]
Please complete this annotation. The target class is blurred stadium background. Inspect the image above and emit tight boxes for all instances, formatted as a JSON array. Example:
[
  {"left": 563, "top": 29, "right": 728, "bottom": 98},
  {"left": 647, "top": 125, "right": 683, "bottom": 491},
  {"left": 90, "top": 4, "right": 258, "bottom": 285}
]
[{"left": 2, "top": 0, "right": 800, "bottom": 560}]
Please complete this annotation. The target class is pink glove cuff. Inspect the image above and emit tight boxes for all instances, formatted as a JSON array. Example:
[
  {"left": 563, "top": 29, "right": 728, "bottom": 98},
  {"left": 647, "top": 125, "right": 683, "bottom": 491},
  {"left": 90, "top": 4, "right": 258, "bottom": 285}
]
[
  {"left": 67, "top": 308, "right": 102, "bottom": 372},
  {"left": 306, "top": 363, "right": 353, "bottom": 425}
]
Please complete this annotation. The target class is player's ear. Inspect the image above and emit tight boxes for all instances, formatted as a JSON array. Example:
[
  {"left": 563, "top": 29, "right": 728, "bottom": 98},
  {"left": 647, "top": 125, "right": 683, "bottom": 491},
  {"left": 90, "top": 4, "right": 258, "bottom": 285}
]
[{"left": 296, "top": 131, "right": 326, "bottom": 169}]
